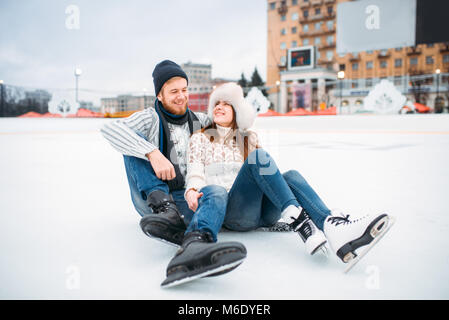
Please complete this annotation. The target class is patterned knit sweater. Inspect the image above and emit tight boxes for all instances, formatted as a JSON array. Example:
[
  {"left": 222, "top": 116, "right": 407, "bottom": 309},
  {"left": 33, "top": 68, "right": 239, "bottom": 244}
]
[{"left": 185, "top": 125, "right": 259, "bottom": 196}]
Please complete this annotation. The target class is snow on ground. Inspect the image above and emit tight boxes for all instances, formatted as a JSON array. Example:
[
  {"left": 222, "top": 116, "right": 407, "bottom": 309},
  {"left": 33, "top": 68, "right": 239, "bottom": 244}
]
[{"left": 1, "top": 114, "right": 449, "bottom": 299}]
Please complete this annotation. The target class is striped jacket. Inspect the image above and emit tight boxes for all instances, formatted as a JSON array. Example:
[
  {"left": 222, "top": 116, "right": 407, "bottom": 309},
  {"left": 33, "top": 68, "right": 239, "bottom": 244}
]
[{"left": 100, "top": 107, "right": 211, "bottom": 181}]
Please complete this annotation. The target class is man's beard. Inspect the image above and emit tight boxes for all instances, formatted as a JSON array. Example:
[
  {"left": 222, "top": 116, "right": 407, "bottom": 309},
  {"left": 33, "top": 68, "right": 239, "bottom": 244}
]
[{"left": 160, "top": 98, "right": 188, "bottom": 115}]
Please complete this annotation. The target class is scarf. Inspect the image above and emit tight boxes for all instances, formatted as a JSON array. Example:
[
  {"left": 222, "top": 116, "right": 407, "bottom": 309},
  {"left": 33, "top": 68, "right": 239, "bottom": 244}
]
[{"left": 154, "top": 99, "right": 200, "bottom": 191}]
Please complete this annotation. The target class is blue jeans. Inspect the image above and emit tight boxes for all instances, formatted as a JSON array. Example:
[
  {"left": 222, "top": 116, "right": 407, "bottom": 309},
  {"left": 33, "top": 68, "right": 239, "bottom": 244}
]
[
  {"left": 185, "top": 184, "right": 229, "bottom": 242},
  {"left": 192, "top": 149, "right": 331, "bottom": 237},
  {"left": 125, "top": 154, "right": 229, "bottom": 242}
]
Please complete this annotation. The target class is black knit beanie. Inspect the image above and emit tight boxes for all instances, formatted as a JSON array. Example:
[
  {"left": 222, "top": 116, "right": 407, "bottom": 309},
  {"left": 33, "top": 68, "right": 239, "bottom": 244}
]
[{"left": 152, "top": 60, "right": 188, "bottom": 96}]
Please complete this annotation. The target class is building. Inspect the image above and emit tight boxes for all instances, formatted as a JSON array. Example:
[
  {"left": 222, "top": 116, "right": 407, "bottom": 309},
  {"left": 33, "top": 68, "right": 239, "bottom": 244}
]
[
  {"left": 181, "top": 62, "right": 217, "bottom": 113},
  {"left": 79, "top": 101, "right": 101, "bottom": 112},
  {"left": 24, "top": 89, "right": 52, "bottom": 114},
  {"left": 182, "top": 62, "right": 214, "bottom": 94},
  {"left": 182, "top": 63, "right": 239, "bottom": 112},
  {"left": 335, "top": 44, "right": 449, "bottom": 113},
  {"left": 188, "top": 78, "right": 239, "bottom": 113},
  {"left": 267, "top": 0, "right": 343, "bottom": 112},
  {"left": 267, "top": 0, "right": 449, "bottom": 113},
  {"left": 188, "top": 93, "right": 210, "bottom": 113},
  {"left": 212, "top": 77, "right": 238, "bottom": 88},
  {"left": 101, "top": 94, "right": 156, "bottom": 117}
]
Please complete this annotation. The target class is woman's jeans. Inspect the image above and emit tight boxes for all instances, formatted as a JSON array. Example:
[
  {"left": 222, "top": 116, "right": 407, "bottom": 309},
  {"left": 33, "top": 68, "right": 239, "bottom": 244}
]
[{"left": 188, "top": 149, "right": 332, "bottom": 240}]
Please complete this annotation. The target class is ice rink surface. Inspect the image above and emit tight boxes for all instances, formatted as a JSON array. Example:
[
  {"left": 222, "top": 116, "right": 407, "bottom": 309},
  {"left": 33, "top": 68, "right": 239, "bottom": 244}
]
[{"left": 1, "top": 114, "right": 448, "bottom": 299}]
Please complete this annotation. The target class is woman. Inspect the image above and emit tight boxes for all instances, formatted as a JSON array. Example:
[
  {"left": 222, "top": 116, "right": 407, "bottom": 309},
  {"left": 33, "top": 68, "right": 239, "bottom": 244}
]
[{"left": 184, "top": 82, "right": 391, "bottom": 262}]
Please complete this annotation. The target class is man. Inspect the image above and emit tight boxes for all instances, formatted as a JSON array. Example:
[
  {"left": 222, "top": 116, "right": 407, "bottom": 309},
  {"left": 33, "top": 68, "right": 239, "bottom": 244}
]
[{"left": 101, "top": 60, "right": 246, "bottom": 287}]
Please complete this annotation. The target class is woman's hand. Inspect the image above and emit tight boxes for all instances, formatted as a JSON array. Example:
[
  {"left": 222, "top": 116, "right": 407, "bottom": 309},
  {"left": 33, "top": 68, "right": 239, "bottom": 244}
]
[{"left": 185, "top": 189, "right": 203, "bottom": 212}]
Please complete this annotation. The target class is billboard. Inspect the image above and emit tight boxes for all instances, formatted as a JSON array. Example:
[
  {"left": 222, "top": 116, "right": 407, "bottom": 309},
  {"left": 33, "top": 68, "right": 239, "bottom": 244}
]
[
  {"left": 288, "top": 46, "right": 314, "bottom": 71},
  {"left": 336, "top": 0, "right": 416, "bottom": 54},
  {"left": 336, "top": 0, "right": 449, "bottom": 54}
]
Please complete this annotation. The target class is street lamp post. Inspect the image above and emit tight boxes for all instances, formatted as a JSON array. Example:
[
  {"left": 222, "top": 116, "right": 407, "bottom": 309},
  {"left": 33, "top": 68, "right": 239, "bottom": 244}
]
[
  {"left": 337, "top": 71, "right": 345, "bottom": 114},
  {"left": 435, "top": 68, "right": 441, "bottom": 112},
  {"left": 0, "top": 80, "right": 4, "bottom": 117},
  {"left": 74, "top": 68, "right": 82, "bottom": 103},
  {"left": 276, "top": 80, "right": 281, "bottom": 112}
]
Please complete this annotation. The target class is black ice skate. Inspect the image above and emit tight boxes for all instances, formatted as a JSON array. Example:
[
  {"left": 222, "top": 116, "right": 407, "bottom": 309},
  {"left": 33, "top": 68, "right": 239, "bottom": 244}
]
[
  {"left": 161, "top": 231, "right": 247, "bottom": 288},
  {"left": 286, "top": 207, "right": 328, "bottom": 255},
  {"left": 140, "top": 190, "right": 186, "bottom": 247}
]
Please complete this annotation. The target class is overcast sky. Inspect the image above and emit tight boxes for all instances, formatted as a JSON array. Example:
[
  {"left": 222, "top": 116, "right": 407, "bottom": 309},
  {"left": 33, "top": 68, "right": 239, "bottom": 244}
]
[{"left": 0, "top": 0, "right": 267, "bottom": 103}]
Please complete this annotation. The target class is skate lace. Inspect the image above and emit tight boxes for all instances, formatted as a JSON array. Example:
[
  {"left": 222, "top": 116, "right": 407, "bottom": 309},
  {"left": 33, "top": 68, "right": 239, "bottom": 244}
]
[
  {"left": 327, "top": 214, "right": 352, "bottom": 226},
  {"left": 149, "top": 200, "right": 177, "bottom": 214},
  {"left": 298, "top": 222, "right": 312, "bottom": 239},
  {"left": 182, "top": 231, "right": 214, "bottom": 248},
  {"left": 289, "top": 209, "right": 309, "bottom": 231}
]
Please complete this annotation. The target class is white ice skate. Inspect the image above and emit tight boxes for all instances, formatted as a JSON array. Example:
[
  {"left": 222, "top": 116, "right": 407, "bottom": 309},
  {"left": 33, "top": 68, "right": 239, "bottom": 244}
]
[
  {"left": 323, "top": 211, "right": 394, "bottom": 271},
  {"left": 282, "top": 206, "right": 328, "bottom": 255}
]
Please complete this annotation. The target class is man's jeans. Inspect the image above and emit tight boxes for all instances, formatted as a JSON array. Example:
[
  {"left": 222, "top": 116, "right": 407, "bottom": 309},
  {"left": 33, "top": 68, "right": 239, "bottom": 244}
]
[
  {"left": 124, "top": 154, "right": 226, "bottom": 242},
  {"left": 123, "top": 155, "right": 195, "bottom": 226}
]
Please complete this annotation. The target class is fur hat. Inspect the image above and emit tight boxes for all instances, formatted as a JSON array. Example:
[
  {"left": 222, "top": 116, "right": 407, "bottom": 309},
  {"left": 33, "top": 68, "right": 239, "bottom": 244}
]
[{"left": 208, "top": 82, "right": 256, "bottom": 130}]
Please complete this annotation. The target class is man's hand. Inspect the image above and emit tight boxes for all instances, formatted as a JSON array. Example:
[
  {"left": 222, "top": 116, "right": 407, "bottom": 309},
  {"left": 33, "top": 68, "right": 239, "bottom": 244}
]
[
  {"left": 146, "top": 149, "right": 176, "bottom": 181},
  {"left": 185, "top": 189, "right": 203, "bottom": 212}
]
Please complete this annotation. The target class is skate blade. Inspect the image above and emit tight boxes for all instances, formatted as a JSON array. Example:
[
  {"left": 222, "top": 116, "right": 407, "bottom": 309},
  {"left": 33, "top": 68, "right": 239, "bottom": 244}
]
[
  {"left": 311, "top": 241, "right": 329, "bottom": 257},
  {"left": 343, "top": 251, "right": 356, "bottom": 263},
  {"left": 317, "top": 245, "right": 329, "bottom": 257},
  {"left": 160, "top": 258, "right": 245, "bottom": 288},
  {"left": 370, "top": 215, "right": 389, "bottom": 238},
  {"left": 145, "top": 234, "right": 180, "bottom": 248},
  {"left": 343, "top": 216, "right": 396, "bottom": 274}
]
